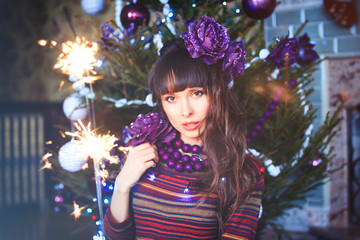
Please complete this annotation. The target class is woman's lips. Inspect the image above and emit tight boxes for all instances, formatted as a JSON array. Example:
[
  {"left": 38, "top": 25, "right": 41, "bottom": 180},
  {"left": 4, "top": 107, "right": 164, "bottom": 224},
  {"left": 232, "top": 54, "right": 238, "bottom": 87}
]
[{"left": 182, "top": 121, "right": 200, "bottom": 131}]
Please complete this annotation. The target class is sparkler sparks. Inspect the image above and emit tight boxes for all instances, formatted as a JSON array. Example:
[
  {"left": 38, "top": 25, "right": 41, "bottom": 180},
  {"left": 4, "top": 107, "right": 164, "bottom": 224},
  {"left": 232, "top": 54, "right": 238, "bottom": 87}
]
[
  {"left": 40, "top": 152, "right": 53, "bottom": 170},
  {"left": 82, "top": 163, "right": 89, "bottom": 170},
  {"left": 65, "top": 120, "right": 119, "bottom": 165},
  {"left": 99, "top": 169, "right": 109, "bottom": 181},
  {"left": 70, "top": 201, "right": 87, "bottom": 221},
  {"left": 41, "top": 152, "right": 53, "bottom": 161},
  {"left": 53, "top": 37, "right": 100, "bottom": 81},
  {"left": 40, "top": 161, "right": 52, "bottom": 170}
]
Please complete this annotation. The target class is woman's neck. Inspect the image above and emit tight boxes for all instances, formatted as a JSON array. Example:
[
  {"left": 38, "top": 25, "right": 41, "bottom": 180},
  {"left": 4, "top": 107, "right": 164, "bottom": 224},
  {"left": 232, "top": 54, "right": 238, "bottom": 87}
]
[{"left": 180, "top": 135, "right": 203, "bottom": 146}]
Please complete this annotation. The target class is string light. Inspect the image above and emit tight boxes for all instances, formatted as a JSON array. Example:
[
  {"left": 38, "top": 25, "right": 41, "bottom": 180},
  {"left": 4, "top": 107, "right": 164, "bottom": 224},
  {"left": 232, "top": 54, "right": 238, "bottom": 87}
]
[
  {"left": 149, "top": 173, "right": 156, "bottom": 181},
  {"left": 37, "top": 39, "right": 47, "bottom": 46}
]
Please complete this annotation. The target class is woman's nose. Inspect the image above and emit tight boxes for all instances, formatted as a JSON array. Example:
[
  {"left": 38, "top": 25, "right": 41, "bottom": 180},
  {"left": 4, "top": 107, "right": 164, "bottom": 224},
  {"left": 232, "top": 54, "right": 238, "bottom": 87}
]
[{"left": 181, "top": 99, "right": 193, "bottom": 117}]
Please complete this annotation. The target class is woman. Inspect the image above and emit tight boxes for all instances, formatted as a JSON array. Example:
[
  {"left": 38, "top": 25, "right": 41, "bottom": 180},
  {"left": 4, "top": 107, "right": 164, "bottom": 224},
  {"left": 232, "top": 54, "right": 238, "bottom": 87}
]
[{"left": 104, "top": 16, "right": 264, "bottom": 240}]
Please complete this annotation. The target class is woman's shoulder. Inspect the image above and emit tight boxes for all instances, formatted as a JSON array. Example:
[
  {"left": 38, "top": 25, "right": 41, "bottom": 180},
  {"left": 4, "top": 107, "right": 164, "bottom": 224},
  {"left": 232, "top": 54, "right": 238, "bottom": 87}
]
[{"left": 245, "top": 153, "right": 265, "bottom": 184}]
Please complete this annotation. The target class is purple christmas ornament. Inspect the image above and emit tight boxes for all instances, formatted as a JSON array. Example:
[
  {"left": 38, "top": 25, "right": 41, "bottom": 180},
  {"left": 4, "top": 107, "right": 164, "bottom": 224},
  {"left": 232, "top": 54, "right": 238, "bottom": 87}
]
[
  {"left": 120, "top": 2, "right": 150, "bottom": 29},
  {"left": 264, "top": 111, "right": 271, "bottom": 118},
  {"left": 242, "top": 0, "right": 276, "bottom": 20},
  {"left": 258, "top": 117, "right": 266, "bottom": 123},
  {"left": 268, "top": 104, "right": 276, "bottom": 111},
  {"left": 272, "top": 97, "right": 280, "bottom": 104}
]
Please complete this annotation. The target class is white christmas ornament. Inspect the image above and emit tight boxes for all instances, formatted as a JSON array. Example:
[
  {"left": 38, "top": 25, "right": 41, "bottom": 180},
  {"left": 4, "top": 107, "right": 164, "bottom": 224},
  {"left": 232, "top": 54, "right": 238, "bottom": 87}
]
[
  {"left": 87, "top": 92, "right": 96, "bottom": 99},
  {"left": 69, "top": 75, "right": 78, "bottom": 82},
  {"left": 145, "top": 94, "right": 155, "bottom": 107},
  {"left": 63, "top": 94, "right": 89, "bottom": 121},
  {"left": 259, "top": 49, "right": 270, "bottom": 59},
  {"left": 153, "top": 34, "right": 163, "bottom": 55},
  {"left": 81, "top": 0, "right": 104, "bottom": 15},
  {"left": 79, "top": 87, "right": 90, "bottom": 96},
  {"left": 73, "top": 81, "right": 86, "bottom": 91},
  {"left": 115, "top": 98, "right": 127, "bottom": 108},
  {"left": 58, "top": 140, "right": 88, "bottom": 172}
]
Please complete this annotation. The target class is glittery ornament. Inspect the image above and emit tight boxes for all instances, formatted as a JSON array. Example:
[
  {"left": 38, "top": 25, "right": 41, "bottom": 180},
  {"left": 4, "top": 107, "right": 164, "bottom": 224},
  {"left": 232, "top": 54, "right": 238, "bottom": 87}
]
[
  {"left": 242, "top": 0, "right": 276, "bottom": 20},
  {"left": 120, "top": 2, "right": 150, "bottom": 29}
]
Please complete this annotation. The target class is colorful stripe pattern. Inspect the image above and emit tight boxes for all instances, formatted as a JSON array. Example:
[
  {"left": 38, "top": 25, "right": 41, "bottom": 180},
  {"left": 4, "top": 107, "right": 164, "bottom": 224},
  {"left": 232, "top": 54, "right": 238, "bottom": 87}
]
[{"left": 104, "top": 157, "right": 264, "bottom": 240}]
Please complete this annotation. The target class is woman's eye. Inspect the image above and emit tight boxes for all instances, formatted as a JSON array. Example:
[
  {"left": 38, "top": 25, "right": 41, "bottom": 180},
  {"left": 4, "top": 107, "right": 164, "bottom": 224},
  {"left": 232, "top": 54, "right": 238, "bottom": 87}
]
[
  {"left": 193, "top": 90, "right": 204, "bottom": 97},
  {"left": 165, "top": 96, "right": 176, "bottom": 102}
]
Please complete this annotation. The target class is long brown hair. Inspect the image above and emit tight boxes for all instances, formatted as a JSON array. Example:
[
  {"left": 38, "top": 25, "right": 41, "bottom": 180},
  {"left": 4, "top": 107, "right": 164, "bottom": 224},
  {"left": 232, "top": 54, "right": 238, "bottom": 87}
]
[{"left": 148, "top": 38, "right": 255, "bottom": 233}]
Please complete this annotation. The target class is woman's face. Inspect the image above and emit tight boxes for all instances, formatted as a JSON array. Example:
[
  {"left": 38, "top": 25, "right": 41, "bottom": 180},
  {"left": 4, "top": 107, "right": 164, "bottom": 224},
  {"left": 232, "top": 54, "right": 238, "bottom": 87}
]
[{"left": 161, "top": 87, "right": 210, "bottom": 146}]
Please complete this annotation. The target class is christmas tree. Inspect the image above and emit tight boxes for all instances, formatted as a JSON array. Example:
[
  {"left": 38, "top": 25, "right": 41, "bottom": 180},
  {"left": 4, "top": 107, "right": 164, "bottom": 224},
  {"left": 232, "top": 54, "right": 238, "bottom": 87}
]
[{"left": 43, "top": 0, "right": 343, "bottom": 239}]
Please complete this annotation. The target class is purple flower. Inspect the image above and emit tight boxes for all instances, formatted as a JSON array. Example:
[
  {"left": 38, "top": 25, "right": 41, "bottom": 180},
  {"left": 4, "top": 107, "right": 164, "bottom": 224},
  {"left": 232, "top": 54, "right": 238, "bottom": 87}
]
[
  {"left": 296, "top": 33, "right": 319, "bottom": 67},
  {"left": 129, "top": 112, "right": 176, "bottom": 146},
  {"left": 182, "top": 16, "right": 230, "bottom": 65},
  {"left": 222, "top": 40, "right": 246, "bottom": 83},
  {"left": 100, "top": 22, "right": 135, "bottom": 47},
  {"left": 266, "top": 36, "right": 300, "bottom": 68}
]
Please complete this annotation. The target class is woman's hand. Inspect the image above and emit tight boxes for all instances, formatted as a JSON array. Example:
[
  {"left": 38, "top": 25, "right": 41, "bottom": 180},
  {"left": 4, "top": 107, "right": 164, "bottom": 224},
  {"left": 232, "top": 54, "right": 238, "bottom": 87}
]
[{"left": 115, "top": 142, "right": 158, "bottom": 193}]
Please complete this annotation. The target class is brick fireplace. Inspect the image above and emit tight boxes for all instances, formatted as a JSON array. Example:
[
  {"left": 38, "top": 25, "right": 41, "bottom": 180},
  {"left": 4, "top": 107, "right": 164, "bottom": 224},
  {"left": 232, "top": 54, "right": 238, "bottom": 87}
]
[{"left": 328, "top": 57, "right": 360, "bottom": 227}]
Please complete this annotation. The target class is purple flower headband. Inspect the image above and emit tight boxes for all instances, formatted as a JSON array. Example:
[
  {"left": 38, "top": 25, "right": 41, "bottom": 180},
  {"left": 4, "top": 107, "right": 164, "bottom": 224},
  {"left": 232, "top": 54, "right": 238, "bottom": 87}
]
[{"left": 182, "top": 16, "right": 246, "bottom": 84}]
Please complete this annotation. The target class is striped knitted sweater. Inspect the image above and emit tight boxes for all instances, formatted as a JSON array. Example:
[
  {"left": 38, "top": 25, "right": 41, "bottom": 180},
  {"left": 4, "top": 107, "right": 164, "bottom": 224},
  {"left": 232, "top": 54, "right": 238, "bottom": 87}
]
[{"left": 104, "top": 156, "right": 264, "bottom": 240}]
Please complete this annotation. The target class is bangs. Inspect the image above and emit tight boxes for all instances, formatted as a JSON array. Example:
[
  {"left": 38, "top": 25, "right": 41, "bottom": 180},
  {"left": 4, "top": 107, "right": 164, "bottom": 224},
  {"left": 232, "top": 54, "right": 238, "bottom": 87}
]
[{"left": 149, "top": 48, "right": 209, "bottom": 98}]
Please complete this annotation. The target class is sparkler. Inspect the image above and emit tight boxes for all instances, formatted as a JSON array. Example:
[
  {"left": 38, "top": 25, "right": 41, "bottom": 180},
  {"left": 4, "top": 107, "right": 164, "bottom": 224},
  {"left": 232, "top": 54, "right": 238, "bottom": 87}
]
[
  {"left": 65, "top": 120, "right": 120, "bottom": 230},
  {"left": 40, "top": 153, "right": 53, "bottom": 170},
  {"left": 53, "top": 37, "right": 100, "bottom": 81},
  {"left": 65, "top": 120, "right": 119, "bottom": 165},
  {"left": 70, "top": 201, "right": 87, "bottom": 221},
  {"left": 40, "top": 160, "right": 52, "bottom": 170}
]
